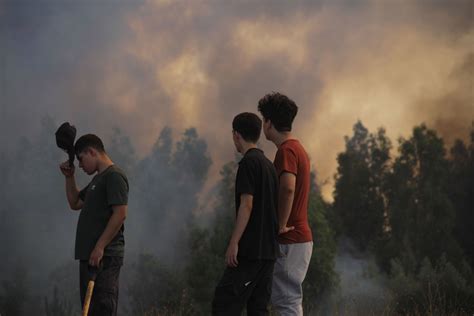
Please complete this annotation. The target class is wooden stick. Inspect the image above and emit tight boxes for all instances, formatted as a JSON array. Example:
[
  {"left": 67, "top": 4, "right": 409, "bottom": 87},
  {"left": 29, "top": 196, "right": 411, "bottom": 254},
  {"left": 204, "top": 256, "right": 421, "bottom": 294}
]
[{"left": 82, "top": 280, "right": 95, "bottom": 316}]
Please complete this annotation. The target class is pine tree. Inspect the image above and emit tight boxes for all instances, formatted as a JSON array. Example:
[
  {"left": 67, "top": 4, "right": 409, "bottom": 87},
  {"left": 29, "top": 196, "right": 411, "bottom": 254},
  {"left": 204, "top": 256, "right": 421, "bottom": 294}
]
[
  {"left": 448, "top": 123, "right": 474, "bottom": 266},
  {"left": 386, "top": 124, "right": 462, "bottom": 272},
  {"left": 333, "top": 121, "right": 390, "bottom": 251}
]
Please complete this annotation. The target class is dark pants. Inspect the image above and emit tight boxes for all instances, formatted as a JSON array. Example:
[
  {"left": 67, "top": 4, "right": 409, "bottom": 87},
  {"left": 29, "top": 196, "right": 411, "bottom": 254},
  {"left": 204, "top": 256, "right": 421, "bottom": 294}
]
[
  {"left": 212, "top": 259, "right": 275, "bottom": 316},
  {"left": 79, "top": 256, "right": 123, "bottom": 316}
]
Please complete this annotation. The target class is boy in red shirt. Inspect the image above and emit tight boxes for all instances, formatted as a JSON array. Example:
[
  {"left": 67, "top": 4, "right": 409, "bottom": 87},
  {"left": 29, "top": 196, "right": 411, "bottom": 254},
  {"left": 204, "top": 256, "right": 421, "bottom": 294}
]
[{"left": 258, "top": 93, "right": 313, "bottom": 315}]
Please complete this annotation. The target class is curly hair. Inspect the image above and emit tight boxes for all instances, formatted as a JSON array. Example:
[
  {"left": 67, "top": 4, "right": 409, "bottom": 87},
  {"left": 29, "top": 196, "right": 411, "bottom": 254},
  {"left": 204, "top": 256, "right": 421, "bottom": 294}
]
[{"left": 257, "top": 92, "right": 298, "bottom": 132}]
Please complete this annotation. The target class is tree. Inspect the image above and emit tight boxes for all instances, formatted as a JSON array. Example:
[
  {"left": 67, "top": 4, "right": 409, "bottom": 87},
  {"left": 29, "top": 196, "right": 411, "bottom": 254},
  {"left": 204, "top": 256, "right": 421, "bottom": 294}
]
[
  {"left": 127, "top": 253, "right": 192, "bottom": 315},
  {"left": 386, "top": 124, "right": 462, "bottom": 272},
  {"left": 130, "top": 127, "right": 212, "bottom": 262},
  {"left": 448, "top": 122, "right": 474, "bottom": 266},
  {"left": 107, "top": 127, "right": 136, "bottom": 173},
  {"left": 303, "top": 173, "right": 338, "bottom": 312},
  {"left": 185, "top": 161, "right": 236, "bottom": 315},
  {"left": 333, "top": 121, "right": 391, "bottom": 251}
]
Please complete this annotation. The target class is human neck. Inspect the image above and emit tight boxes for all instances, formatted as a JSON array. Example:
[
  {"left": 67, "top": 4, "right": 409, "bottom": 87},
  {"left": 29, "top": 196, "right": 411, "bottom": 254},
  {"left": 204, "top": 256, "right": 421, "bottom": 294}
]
[
  {"left": 273, "top": 132, "right": 295, "bottom": 147},
  {"left": 241, "top": 142, "right": 257, "bottom": 155},
  {"left": 97, "top": 155, "right": 114, "bottom": 174}
]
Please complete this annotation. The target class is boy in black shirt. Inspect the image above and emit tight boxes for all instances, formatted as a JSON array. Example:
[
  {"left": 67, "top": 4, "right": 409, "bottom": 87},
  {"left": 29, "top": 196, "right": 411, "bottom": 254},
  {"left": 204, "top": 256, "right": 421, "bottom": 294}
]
[{"left": 212, "top": 112, "right": 279, "bottom": 316}]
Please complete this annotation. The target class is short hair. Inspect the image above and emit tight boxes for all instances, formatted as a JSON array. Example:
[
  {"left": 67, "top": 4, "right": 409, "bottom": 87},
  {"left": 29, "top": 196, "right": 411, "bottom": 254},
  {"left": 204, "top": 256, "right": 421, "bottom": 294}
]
[
  {"left": 257, "top": 92, "right": 298, "bottom": 132},
  {"left": 232, "top": 112, "right": 262, "bottom": 143},
  {"left": 74, "top": 134, "right": 105, "bottom": 155}
]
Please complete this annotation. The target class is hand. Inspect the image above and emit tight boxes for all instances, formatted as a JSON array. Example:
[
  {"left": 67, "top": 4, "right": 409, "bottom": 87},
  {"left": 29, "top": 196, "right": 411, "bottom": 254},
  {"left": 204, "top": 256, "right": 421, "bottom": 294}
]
[
  {"left": 59, "top": 161, "right": 75, "bottom": 178},
  {"left": 225, "top": 242, "right": 239, "bottom": 267},
  {"left": 279, "top": 225, "right": 295, "bottom": 235},
  {"left": 89, "top": 246, "right": 104, "bottom": 267}
]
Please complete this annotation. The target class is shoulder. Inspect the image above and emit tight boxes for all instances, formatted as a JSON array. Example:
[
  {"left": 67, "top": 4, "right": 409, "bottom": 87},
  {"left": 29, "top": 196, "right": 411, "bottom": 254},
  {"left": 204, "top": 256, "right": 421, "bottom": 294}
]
[
  {"left": 106, "top": 166, "right": 129, "bottom": 184},
  {"left": 276, "top": 142, "right": 297, "bottom": 159},
  {"left": 279, "top": 140, "right": 309, "bottom": 157}
]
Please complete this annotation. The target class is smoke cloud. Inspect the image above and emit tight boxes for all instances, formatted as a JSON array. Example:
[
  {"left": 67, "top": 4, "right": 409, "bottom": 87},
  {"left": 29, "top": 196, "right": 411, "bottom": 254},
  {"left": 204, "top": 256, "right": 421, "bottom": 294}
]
[
  {"left": 1, "top": 0, "right": 472, "bottom": 313},
  {"left": 2, "top": 0, "right": 472, "bottom": 200}
]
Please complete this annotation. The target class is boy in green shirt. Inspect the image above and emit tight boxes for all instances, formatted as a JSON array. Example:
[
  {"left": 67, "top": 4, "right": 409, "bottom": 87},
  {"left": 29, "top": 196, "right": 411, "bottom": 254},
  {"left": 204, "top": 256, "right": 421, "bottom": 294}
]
[{"left": 60, "top": 134, "right": 128, "bottom": 316}]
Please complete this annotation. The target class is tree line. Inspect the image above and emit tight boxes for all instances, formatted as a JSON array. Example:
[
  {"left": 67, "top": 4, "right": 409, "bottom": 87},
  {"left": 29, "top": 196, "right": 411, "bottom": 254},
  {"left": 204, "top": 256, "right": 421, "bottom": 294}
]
[{"left": 0, "top": 117, "right": 472, "bottom": 315}]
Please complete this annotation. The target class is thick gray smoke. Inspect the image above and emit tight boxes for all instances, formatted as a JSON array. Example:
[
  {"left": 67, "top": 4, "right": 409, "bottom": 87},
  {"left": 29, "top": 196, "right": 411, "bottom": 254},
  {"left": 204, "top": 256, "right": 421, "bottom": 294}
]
[{"left": 0, "top": 0, "right": 472, "bottom": 314}]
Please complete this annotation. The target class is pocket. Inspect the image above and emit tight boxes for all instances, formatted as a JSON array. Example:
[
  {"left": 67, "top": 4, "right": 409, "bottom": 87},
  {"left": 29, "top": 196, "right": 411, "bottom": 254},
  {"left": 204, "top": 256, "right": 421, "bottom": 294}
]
[{"left": 278, "top": 244, "right": 289, "bottom": 258}]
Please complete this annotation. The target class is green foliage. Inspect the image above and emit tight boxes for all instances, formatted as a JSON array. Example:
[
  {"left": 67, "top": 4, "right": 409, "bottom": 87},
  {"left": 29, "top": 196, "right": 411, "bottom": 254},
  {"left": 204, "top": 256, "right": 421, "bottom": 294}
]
[
  {"left": 128, "top": 253, "right": 193, "bottom": 315},
  {"left": 303, "top": 188, "right": 338, "bottom": 312},
  {"left": 108, "top": 127, "right": 137, "bottom": 173},
  {"left": 333, "top": 121, "right": 391, "bottom": 251},
  {"left": 448, "top": 122, "right": 474, "bottom": 266},
  {"left": 0, "top": 268, "right": 29, "bottom": 316},
  {"left": 46, "top": 260, "right": 81, "bottom": 315},
  {"left": 388, "top": 255, "right": 474, "bottom": 315},
  {"left": 185, "top": 161, "right": 236, "bottom": 315},
  {"left": 44, "top": 286, "right": 74, "bottom": 316},
  {"left": 385, "top": 124, "right": 462, "bottom": 271},
  {"left": 332, "top": 121, "right": 474, "bottom": 314},
  {"left": 131, "top": 127, "right": 212, "bottom": 259}
]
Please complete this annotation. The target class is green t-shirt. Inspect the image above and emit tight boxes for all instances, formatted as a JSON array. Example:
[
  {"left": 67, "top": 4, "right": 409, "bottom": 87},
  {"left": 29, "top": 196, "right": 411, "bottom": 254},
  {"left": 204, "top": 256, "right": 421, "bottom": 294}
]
[{"left": 75, "top": 165, "right": 129, "bottom": 260}]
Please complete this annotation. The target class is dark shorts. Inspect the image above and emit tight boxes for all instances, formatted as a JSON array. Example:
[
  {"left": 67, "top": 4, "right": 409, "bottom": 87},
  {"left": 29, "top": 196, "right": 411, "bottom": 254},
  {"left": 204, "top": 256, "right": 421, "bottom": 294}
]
[
  {"left": 212, "top": 259, "right": 275, "bottom": 316},
  {"left": 80, "top": 256, "right": 123, "bottom": 316}
]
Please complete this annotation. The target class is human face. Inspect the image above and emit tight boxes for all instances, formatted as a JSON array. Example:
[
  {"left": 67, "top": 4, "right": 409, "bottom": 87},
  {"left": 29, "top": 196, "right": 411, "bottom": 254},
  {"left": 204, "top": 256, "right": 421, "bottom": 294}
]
[{"left": 76, "top": 148, "right": 96, "bottom": 175}]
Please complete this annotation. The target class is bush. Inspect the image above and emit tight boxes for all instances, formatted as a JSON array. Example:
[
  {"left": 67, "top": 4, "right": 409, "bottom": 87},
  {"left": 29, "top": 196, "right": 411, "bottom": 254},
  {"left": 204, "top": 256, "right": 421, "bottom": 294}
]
[{"left": 388, "top": 255, "right": 474, "bottom": 315}]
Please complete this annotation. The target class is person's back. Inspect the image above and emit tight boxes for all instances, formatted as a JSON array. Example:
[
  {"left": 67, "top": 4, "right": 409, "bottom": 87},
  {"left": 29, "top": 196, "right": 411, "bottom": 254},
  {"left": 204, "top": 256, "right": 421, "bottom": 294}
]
[
  {"left": 258, "top": 92, "right": 313, "bottom": 316},
  {"left": 212, "top": 112, "right": 278, "bottom": 316},
  {"left": 236, "top": 148, "right": 278, "bottom": 261}
]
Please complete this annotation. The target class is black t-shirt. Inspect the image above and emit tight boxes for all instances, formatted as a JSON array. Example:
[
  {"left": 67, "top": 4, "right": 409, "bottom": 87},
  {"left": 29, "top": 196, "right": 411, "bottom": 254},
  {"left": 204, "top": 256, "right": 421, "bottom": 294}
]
[
  {"left": 235, "top": 148, "right": 279, "bottom": 260},
  {"left": 75, "top": 165, "right": 129, "bottom": 260}
]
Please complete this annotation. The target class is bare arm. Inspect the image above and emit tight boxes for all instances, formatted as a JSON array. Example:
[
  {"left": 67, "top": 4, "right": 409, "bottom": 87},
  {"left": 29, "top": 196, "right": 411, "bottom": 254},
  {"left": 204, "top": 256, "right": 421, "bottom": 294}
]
[
  {"left": 60, "top": 161, "right": 83, "bottom": 210},
  {"left": 89, "top": 204, "right": 127, "bottom": 267},
  {"left": 225, "top": 194, "right": 253, "bottom": 267},
  {"left": 278, "top": 172, "right": 296, "bottom": 234}
]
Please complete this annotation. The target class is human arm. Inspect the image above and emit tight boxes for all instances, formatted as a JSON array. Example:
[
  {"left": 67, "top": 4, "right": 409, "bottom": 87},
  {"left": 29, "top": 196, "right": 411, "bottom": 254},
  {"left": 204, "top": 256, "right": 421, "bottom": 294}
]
[
  {"left": 59, "top": 161, "right": 83, "bottom": 210},
  {"left": 89, "top": 204, "right": 127, "bottom": 267},
  {"left": 225, "top": 194, "right": 253, "bottom": 267},
  {"left": 278, "top": 172, "right": 296, "bottom": 234}
]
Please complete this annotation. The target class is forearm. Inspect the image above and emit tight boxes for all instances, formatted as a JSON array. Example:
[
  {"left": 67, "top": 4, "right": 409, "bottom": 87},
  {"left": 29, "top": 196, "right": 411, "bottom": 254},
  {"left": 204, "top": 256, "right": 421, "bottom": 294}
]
[
  {"left": 95, "top": 210, "right": 126, "bottom": 249},
  {"left": 65, "top": 176, "right": 80, "bottom": 209},
  {"left": 229, "top": 205, "right": 252, "bottom": 246},
  {"left": 278, "top": 187, "right": 294, "bottom": 228}
]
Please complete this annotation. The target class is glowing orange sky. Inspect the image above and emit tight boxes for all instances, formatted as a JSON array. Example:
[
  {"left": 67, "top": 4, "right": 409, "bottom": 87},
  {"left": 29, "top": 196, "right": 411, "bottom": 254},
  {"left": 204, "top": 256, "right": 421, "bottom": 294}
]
[
  {"left": 2, "top": 0, "right": 472, "bottom": 201},
  {"left": 88, "top": 0, "right": 473, "bottom": 200}
]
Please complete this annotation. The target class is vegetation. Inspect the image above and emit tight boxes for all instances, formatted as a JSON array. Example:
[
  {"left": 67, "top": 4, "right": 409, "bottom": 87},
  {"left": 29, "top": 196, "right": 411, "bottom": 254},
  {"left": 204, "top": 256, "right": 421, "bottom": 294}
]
[{"left": 1, "top": 117, "right": 472, "bottom": 315}]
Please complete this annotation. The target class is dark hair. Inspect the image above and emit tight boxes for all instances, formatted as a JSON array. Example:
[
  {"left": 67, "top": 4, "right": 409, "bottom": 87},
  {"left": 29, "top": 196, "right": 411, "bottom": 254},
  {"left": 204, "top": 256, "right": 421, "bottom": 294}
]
[
  {"left": 258, "top": 92, "right": 298, "bottom": 132},
  {"left": 232, "top": 112, "right": 262, "bottom": 143},
  {"left": 74, "top": 134, "right": 105, "bottom": 155}
]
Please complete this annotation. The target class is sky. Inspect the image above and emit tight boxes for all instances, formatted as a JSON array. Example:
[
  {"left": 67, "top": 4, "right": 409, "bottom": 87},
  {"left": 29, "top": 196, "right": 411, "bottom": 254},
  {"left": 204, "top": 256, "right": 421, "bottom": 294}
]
[{"left": 1, "top": 0, "right": 473, "bottom": 200}]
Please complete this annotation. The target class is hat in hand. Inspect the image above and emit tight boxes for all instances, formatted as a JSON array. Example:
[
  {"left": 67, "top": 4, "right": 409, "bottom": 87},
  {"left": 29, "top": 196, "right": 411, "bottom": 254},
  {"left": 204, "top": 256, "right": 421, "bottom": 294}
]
[{"left": 55, "top": 122, "right": 77, "bottom": 166}]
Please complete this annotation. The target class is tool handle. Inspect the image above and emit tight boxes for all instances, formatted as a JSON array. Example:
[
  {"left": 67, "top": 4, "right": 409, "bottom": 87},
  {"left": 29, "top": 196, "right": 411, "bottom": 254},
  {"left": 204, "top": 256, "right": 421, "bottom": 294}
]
[{"left": 82, "top": 280, "right": 95, "bottom": 316}]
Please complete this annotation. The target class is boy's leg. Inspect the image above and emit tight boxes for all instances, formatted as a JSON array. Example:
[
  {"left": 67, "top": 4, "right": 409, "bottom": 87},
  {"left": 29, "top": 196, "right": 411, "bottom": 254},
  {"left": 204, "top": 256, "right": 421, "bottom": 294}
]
[
  {"left": 246, "top": 260, "right": 275, "bottom": 316},
  {"left": 88, "top": 256, "right": 123, "bottom": 316},
  {"left": 212, "top": 260, "right": 261, "bottom": 316},
  {"left": 271, "top": 242, "right": 313, "bottom": 316}
]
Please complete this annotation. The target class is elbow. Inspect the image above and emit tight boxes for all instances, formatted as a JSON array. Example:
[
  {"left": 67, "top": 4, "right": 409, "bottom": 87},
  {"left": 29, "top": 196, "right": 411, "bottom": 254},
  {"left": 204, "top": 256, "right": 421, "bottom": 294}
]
[{"left": 281, "top": 186, "right": 295, "bottom": 196}]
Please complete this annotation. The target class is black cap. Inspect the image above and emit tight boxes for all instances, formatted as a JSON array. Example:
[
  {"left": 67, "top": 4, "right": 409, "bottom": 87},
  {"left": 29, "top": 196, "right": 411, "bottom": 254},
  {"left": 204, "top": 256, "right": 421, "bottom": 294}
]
[{"left": 55, "top": 122, "right": 77, "bottom": 166}]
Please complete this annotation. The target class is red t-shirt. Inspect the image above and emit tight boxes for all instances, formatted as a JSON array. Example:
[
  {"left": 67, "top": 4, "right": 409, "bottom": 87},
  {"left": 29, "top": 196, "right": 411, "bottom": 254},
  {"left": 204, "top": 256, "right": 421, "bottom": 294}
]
[{"left": 274, "top": 139, "right": 313, "bottom": 244}]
